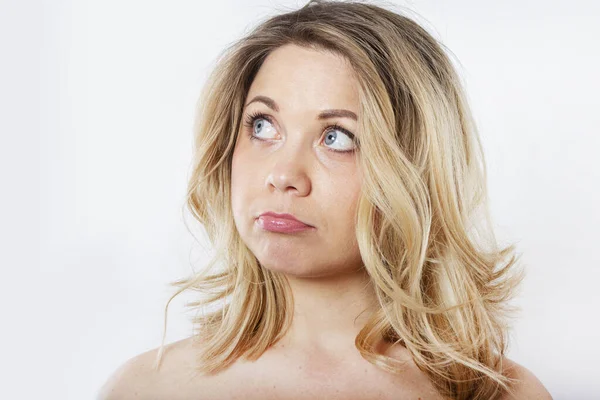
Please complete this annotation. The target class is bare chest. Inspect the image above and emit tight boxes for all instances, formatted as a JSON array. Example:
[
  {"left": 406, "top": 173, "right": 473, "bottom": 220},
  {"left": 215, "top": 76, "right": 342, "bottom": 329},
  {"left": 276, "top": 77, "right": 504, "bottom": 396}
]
[
  {"left": 171, "top": 351, "right": 443, "bottom": 400},
  {"left": 203, "top": 374, "right": 439, "bottom": 400}
]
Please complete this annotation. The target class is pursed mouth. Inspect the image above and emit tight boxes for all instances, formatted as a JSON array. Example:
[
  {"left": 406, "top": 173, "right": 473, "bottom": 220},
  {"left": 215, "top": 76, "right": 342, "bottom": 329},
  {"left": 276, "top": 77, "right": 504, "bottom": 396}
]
[{"left": 256, "top": 214, "right": 316, "bottom": 233}]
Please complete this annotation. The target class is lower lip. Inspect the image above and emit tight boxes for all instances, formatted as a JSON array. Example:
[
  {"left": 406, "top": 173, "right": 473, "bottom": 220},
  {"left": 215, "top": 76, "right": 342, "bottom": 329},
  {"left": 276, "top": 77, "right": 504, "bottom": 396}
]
[{"left": 256, "top": 215, "right": 315, "bottom": 233}]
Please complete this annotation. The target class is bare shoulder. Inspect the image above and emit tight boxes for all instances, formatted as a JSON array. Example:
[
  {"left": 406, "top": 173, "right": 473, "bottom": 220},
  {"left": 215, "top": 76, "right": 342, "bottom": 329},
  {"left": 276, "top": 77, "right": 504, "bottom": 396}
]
[
  {"left": 383, "top": 345, "right": 552, "bottom": 400},
  {"left": 96, "top": 337, "right": 198, "bottom": 400},
  {"left": 500, "top": 357, "right": 553, "bottom": 400},
  {"left": 378, "top": 342, "right": 446, "bottom": 397}
]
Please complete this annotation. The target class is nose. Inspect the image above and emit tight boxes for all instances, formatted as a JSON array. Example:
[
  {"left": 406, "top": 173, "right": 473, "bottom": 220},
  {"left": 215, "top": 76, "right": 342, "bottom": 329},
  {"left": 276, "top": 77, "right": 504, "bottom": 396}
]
[{"left": 265, "top": 141, "right": 312, "bottom": 197}]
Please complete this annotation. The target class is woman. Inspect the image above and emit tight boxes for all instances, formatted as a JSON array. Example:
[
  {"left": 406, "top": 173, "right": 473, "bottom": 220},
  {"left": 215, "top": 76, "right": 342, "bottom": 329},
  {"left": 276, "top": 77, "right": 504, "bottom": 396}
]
[{"left": 99, "top": 1, "right": 552, "bottom": 399}]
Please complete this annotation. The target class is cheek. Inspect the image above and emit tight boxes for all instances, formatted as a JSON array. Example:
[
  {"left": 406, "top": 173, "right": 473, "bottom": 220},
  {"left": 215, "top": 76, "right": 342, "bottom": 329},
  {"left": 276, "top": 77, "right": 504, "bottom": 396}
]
[
  {"left": 230, "top": 148, "right": 256, "bottom": 223},
  {"left": 322, "top": 179, "right": 362, "bottom": 267},
  {"left": 326, "top": 175, "right": 361, "bottom": 231},
  {"left": 342, "top": 179, "right": 362, "bottom": 239},
  {"left": 230, "top": 151, "right": 244, "bottom": 218}
]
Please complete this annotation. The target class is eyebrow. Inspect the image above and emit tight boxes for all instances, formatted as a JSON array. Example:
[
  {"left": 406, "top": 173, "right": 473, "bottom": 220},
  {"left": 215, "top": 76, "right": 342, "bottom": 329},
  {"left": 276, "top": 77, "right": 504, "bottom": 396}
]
[{"left": 244, "top": 95, "right": 358, "bottom": 121}]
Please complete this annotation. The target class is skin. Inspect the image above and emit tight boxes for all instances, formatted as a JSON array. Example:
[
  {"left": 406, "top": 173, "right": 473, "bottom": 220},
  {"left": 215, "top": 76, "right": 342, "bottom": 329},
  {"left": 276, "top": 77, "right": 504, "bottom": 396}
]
[
  {"left": 97, "top": 44, "right": 553, "bottom": 399},
  {"left": 230, "top": 43, "right": 379, "bottom": 354}
]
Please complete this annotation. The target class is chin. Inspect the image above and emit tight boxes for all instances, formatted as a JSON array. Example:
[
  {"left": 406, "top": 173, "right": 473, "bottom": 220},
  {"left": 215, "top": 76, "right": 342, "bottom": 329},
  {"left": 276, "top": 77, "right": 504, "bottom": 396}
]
[
  {"left": 257, "top": 259, "right": 315, "bottom": 277},
  {"left": 257, "top": 258, "right": 347, "bottom": 279}
]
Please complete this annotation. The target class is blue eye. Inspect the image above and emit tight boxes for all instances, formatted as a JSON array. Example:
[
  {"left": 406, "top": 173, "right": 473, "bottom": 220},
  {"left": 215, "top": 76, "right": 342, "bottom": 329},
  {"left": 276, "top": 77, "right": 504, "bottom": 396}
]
[
  {"left": 322, "top": 127, "right": 356, "bottom": 152},
  {"left": 248, "top": 115, "right": 277, "bottom": 139},
  {"left": 242, "top": 112, "right": 358, "bottom": 153}
]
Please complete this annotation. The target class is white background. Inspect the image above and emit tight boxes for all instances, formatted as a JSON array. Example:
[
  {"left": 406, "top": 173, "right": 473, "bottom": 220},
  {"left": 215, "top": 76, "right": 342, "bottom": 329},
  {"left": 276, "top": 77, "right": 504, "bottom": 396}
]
[{"left": 2, "top": 0, "right": 598, "bottom": 398}]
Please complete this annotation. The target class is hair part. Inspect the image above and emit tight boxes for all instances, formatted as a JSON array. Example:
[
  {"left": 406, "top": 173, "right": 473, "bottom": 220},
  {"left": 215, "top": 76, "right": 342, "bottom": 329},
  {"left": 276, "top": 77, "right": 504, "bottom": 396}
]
[{"left": 154, "top": 1, "right": 525, "bottom": 399}]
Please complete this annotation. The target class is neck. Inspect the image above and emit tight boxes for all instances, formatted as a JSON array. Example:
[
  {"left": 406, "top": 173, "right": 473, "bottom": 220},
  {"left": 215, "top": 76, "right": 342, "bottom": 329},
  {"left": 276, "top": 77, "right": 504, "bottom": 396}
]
[{"left": 277, "top": 267, "right": 379, "bottom": 352}]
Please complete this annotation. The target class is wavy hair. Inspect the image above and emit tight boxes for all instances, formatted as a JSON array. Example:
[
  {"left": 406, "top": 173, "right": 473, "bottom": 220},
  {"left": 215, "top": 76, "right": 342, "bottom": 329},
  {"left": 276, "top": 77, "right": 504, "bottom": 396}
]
[{"left": 153, "top": 1, "right": 525, "bottom": 399}]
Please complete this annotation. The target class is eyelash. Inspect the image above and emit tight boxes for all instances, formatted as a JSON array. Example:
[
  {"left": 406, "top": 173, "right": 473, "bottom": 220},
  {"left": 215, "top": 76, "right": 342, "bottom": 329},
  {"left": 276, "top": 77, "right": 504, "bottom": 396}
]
[{"left": 242, "top": 111, "right": 358, "bottom": 154}]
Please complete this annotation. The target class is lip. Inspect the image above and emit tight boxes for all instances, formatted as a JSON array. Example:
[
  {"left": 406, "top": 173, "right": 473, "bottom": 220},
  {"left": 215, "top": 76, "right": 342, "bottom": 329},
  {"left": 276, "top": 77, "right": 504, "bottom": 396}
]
[{"left": 256, "top": 211, "right": 315, "bottom": 233}]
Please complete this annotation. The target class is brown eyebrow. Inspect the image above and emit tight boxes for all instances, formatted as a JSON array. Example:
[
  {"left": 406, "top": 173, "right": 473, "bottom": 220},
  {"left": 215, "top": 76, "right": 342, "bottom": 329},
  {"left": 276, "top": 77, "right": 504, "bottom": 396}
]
[{"left": 244, "top": 95, "right": 358, "bottom": 121}]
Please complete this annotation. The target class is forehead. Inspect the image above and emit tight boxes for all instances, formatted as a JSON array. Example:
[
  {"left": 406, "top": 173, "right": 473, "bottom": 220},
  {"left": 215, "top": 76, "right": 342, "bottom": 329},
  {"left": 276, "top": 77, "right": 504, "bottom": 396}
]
[{"left": 246, "top": 44, "right": 359, "bottom": 112}]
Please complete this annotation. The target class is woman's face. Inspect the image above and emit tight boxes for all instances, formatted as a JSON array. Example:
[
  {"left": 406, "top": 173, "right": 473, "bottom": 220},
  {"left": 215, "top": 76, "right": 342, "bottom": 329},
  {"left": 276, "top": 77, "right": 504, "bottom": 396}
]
[{"left": 231, "top": 43, "right": 363, "bottom": 277}]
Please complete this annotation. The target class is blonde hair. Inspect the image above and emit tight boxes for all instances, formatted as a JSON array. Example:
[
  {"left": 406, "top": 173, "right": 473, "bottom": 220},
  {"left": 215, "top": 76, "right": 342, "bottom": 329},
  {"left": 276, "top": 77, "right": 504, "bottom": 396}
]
[{"left": 154, "top": 1, "right": 525, "bottom": 399}]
